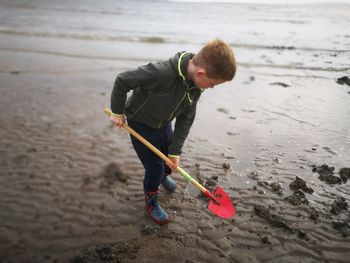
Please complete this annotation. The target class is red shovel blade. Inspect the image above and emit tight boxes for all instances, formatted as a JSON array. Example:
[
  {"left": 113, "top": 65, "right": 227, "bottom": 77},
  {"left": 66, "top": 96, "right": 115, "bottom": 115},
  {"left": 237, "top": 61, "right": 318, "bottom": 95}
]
[{"left": 208, "top": 186, "right": 235, "bottom": 219}]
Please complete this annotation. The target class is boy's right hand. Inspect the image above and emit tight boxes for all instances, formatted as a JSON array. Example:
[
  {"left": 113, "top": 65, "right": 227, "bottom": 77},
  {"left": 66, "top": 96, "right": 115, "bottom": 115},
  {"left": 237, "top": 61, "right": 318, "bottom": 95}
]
[{"left": 110, "top": 114, "right": 126, "bottom": 128}]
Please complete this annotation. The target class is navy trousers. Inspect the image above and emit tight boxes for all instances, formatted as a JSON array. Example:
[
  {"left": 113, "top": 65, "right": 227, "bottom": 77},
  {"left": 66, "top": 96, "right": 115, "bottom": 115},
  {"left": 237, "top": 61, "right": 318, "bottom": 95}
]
[{"left": 128, "top": 120, "right": 173, "bottom": 192}]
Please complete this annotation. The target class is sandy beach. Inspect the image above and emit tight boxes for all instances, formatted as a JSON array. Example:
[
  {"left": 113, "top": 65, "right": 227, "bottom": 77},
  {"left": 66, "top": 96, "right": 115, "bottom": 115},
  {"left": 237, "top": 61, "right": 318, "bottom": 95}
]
[{"left": 0, "top": 0, "right": 349, "bottom": 262}]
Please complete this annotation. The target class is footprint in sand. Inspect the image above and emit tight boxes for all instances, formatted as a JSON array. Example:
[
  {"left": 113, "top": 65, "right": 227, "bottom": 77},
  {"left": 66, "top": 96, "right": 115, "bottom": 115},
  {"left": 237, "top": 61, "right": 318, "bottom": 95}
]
[
  {"left": 101, "top": 162, "right": 128, "bottom": 183},
  {"left": 217, "top": 107, "right": 230, "bottom": 114}
]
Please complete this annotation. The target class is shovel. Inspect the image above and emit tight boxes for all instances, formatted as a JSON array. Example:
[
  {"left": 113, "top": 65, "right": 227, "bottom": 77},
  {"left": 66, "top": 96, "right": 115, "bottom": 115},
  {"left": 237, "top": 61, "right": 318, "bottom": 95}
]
[{"left": 104, "top": 108, "right": 235, "bottom": 219}]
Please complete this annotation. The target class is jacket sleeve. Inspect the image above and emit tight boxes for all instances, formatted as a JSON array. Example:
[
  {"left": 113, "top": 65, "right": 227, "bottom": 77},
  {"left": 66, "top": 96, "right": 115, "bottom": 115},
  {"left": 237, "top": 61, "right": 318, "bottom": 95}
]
[
  {"left": 169, "top": 103, "right": 197, "bottom": 156},
  {"left": 110, "top": 62, "right": 163, "bottom": 115}
]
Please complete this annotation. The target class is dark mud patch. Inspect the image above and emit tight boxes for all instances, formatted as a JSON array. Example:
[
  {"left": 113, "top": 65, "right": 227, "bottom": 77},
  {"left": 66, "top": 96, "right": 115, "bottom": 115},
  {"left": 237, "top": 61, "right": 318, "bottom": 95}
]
[
  {"left": 270, "top": 82, "right": 290, "bottom": 88},
  {"left": 13, "top": 154, "right": 30, "bottom": 166},
  {"left": 257, "top": 181, "right": 283, "bottom": 196},
  {"left": 297, "top": 230, "right": 310, "bottom": 241},
  {"left": 9, "top": 71, "right": 21, "bottom": 75},
  {"left": 260, "top": 236, "right": 272, "bottom": 244},
  {"left": 101, "top": 162, "right": 128, "bottom": 183},
  {"left": 139, "top": 224, "right": 160, "bottom": 236},
  {"left": 268, "top": 45, "right": 296, "bottom": 50},
  {"left": 330, "top": 197, "right": 348, "bottom": 215},
  {"left": 308, "top": 208, "right": 320, "bottom": 221},
  {"left": 336, "top": 76, "right": 350, "bottom": 86},
  {"left": 193, "top": 164, "right": 218, "bottom": 191},
  {"left": 312, "top": 164, "right": 342, "bottom": 185},
  {"left": 254, "top": 205, "right": 293, "bottom": 233},
  {"left": 227, "top": 131, "right": 240, "bottom": 136},
  {"left": 247, "top": 171, "right": 261, "bottom": 180},
  {"left": 241, "top": 108, "right": 256, "bottom": 113},
  {"left": 254, "top": 205, "right": 313, "bottom": 241},
  {"left": 284, "top": 190, "right": 309, "bottom": 205},
  {"left": 70, "top": 239, "right": 139, "bottom": 263},
  {"left": 332, "top": 221, "right": 350, "bottom": 237},
  {"left": 289, "top": 176, "right": 314, "bottom": 194},
  {"left": 204, "top": 175, "right": 218, "bottom": 191}
]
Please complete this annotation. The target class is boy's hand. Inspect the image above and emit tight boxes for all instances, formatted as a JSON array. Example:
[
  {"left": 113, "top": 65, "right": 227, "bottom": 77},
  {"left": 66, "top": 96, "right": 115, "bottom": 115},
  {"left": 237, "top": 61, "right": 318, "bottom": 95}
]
[
  {"left": 167, "top": 156, "right": 179, "bottom": 171},
  {"left": 110, "top": 115, "right": 125, "bottom": 128}
]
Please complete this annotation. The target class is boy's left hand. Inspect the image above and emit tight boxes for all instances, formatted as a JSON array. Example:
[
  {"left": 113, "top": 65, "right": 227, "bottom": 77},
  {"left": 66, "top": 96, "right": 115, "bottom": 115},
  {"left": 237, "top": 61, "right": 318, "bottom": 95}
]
[{"left": 167, "top": 156, "right": 179, "bottom": 171}]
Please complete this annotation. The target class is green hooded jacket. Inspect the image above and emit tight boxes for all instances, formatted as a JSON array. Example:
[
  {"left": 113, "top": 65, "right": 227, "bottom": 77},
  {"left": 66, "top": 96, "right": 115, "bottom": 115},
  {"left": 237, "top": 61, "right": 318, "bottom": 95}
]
[{"left": 110, "top": 51, "right": 202, "bottom": 156}]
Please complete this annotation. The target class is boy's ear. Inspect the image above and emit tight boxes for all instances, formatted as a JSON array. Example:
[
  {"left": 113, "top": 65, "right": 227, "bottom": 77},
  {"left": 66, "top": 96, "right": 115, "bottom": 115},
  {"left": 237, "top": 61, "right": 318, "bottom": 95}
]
[{"left": 195, "top": 68, "right": 206, "bottom": 76}]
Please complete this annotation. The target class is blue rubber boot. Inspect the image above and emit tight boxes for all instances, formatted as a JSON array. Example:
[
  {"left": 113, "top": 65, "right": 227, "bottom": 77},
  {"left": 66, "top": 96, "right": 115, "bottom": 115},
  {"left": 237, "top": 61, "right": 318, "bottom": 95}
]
[
  {"left": 161, "top": 175, "right": 177, "bottom": 191},
  {"left": 145, "top": 191, "right": 169, "bottom": 225}
]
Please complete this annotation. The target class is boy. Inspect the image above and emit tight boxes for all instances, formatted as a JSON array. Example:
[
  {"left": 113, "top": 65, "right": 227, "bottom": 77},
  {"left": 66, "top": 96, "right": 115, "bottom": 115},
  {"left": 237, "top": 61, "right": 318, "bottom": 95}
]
[{"left": 110, "top": 39, "right": 236, "bottom": 224}]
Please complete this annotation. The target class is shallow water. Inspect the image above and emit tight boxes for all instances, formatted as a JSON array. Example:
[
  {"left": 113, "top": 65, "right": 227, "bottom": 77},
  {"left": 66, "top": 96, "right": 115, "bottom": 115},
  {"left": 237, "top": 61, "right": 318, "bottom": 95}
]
[{"left": 0, "top": 0, "right": 349, "bottom": 49}]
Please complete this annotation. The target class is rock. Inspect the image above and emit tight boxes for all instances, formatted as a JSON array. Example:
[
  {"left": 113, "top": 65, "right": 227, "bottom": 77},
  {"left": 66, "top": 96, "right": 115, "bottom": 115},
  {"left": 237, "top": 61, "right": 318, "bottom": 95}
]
[
  {"left": 339, "top": 167, "right": 350, "bottom": 183},
  {"left": 312, "top": 164, "right": 342, "bottom": 185},
  {"left": 336, "top": 76, "right": 350, "bottom": 86},
  {"left": 222, "top": 162, "right": 231, "bottom": 169},
  {"left": 312, "top": 164, "right": 335, "bottom": 175},
  {"left": 323, "top": 175, "right": 342, "bottom": 185},
  {"left": 289, "top": 176, "right": 314, "bottom": 194}
]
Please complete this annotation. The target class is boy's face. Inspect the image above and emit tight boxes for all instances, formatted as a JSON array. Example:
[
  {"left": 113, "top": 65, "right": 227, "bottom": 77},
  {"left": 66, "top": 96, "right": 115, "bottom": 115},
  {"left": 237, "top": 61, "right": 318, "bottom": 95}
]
[{"left": 193, "top": 70, "right": 225, "bottom": 89}]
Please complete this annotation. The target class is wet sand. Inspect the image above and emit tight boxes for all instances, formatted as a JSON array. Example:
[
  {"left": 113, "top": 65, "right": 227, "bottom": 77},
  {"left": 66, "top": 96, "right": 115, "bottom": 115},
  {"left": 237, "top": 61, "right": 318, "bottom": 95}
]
[{"left": 1, "top": 1, "right": 350, "bottom": 262}]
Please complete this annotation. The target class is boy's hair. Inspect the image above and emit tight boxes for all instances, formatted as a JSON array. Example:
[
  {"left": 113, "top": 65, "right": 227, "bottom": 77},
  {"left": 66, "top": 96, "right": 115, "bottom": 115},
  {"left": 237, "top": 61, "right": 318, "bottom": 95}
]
[{"left": 193, "top": 39, "right": 236, "bottom": 81}]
